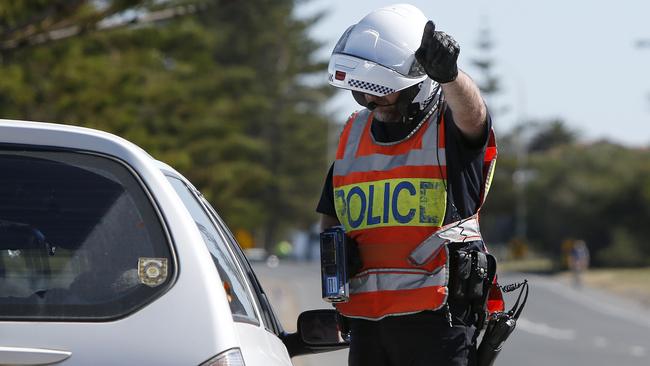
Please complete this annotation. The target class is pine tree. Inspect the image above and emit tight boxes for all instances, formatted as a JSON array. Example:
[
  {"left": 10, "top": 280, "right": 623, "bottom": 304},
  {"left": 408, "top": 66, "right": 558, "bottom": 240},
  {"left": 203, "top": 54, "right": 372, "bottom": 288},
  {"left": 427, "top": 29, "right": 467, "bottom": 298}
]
[
  {"left": 0, "top": 0, "right": 334, "bottom": 249},
  {"left": 471, "top": 21, "right": 501, "bottom": 102}
]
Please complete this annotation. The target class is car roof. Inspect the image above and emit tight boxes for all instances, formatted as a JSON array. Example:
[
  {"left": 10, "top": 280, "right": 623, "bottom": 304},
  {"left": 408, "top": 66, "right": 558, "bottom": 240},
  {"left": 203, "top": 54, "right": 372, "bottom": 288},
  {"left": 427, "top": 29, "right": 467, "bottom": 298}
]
[
  {"left": 0, "top": 118, "right": 199, "bottom": 204},
  {"left": 0, "top": 119, "right": 154, "bottom": 160},
  {"left": 155, "top": 159, "right": 184, "bottom": 178}
]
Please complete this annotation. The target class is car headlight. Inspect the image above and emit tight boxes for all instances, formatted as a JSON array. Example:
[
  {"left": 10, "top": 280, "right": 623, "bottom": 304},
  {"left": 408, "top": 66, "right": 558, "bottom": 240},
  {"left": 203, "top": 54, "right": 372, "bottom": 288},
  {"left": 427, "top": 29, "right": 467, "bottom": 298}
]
[{"left": 199, "top": 348, "right": 245, "bottom": 366}]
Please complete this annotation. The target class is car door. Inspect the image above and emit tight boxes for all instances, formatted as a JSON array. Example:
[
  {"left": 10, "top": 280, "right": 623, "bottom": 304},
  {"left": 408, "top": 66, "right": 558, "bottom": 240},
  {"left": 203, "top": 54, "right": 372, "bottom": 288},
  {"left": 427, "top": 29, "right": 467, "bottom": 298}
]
[
  {"left": 198, "top": 197, "right": 292, "bottom": 363},
  {"left": 164, "top": 174, "right": 292, "bottom": 366}
]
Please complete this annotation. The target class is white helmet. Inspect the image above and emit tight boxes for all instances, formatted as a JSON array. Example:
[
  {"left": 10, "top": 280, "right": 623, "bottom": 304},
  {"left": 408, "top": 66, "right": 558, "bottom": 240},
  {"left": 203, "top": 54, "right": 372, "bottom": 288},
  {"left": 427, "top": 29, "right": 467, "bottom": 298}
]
[{"left": 328, "top": 4, "right": 429, "bottom": 97}]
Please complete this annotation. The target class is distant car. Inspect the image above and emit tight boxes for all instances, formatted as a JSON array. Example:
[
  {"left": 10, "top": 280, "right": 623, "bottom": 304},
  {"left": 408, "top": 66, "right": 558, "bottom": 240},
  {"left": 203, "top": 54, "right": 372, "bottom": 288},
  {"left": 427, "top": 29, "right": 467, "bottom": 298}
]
[{"left": 0, "top": 119, "right": 347, "bottom": 366}]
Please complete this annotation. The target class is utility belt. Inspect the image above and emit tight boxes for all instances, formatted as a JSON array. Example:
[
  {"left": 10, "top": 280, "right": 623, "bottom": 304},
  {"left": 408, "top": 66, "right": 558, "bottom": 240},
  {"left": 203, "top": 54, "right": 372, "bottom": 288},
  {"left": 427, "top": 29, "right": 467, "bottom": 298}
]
[
  {"left": 409, "top": 220, "right": 530, "bottom": 366},
  {"left": 431, "top": 232, "right": 530, "bottom": 366},
  {"left": 407, "top": 214, "right": 496, "bottom": 327}
]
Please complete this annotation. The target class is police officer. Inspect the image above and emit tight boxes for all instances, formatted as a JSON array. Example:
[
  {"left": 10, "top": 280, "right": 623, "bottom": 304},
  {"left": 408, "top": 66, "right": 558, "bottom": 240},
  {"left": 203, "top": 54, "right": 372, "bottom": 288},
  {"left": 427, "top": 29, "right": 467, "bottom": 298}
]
[{"left": 316, "top": 4, "right": 497, "bottom": 366}]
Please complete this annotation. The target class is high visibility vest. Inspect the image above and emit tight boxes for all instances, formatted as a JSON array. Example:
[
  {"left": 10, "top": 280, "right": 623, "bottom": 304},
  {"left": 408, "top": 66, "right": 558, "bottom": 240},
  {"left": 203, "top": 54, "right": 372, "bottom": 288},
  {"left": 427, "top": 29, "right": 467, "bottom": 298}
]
[{"left": 332, "top": 106, "right": 498, "bottom": 320}]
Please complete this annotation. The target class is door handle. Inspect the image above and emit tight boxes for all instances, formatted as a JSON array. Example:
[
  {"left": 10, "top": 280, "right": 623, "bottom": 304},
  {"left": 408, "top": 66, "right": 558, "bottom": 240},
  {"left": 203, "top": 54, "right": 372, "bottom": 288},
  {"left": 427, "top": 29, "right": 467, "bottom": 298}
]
[{"left": 0, "top": 346, "right": 71, "bottom": 365}]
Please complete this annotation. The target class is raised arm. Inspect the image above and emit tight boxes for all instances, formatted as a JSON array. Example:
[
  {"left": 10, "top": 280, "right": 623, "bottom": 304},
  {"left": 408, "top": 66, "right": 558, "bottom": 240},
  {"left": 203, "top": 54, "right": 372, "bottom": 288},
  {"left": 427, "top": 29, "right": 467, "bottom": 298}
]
[
  {"left": 440, "top": 70, "right": 487, "bottom": 141},
  {"left": 416, "top": 21, "right": 487, "bottom": 142}
]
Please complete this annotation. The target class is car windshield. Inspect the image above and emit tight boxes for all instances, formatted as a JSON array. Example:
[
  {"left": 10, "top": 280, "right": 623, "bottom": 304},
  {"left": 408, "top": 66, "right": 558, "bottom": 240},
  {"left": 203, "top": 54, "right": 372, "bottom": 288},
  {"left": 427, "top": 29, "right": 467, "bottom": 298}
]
[{"left": 0, "top": 148, "right": 173, "bottom": 320}]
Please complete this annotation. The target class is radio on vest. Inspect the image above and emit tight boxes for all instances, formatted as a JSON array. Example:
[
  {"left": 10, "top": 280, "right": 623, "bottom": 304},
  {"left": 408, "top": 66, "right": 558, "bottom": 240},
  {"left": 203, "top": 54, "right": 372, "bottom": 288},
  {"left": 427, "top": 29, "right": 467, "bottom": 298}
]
[{"left": 319, "top": 226, "right": 349, "bottom": 303}]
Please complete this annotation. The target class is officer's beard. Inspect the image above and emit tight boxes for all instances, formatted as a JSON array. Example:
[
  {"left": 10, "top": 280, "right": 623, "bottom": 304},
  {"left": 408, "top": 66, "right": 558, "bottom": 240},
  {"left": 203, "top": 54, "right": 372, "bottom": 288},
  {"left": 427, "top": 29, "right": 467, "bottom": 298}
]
[{"left": 368, "top": 101, "right": 402, "bottom": 123}]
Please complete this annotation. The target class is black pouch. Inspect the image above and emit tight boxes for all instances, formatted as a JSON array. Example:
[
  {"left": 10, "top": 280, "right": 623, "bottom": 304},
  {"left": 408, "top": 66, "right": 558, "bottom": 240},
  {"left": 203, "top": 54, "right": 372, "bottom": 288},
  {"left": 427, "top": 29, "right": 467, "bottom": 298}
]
[
  {"left": 449, "top": 250, "right": 489, "bottom": 300},
  {"left": 469, "top": 251, "right": 488, "bottom": 298},
  {"left": 448, "top": 250, "right": 471, "bottom": 299}
]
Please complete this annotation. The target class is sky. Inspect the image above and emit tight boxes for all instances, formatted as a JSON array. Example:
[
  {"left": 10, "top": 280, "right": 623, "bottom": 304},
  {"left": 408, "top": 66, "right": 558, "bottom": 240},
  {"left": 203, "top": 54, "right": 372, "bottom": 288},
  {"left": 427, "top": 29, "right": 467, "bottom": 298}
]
[{"left": 295, "top": 0, "right": 650, "bottom": 147}]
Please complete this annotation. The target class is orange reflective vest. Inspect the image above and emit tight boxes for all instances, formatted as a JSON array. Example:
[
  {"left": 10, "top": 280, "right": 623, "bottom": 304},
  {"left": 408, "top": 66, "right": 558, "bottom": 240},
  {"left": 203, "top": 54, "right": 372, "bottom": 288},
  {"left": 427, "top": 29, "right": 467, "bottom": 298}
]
[{"left": 332, "top": 106, "right": 498, "bottom": 320}]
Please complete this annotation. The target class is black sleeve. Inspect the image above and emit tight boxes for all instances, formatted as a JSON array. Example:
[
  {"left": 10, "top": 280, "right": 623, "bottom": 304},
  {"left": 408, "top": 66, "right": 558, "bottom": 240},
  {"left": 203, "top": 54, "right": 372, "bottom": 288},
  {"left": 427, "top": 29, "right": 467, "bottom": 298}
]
[
  {"left": 445, "top": 105, "right": 491, "bottom": 160},
  {"left": 316, "top": 163, "right": 337, "bottom": 217},
  {"left": 443, "top": 106, "right": 492, "bottom": 221}
]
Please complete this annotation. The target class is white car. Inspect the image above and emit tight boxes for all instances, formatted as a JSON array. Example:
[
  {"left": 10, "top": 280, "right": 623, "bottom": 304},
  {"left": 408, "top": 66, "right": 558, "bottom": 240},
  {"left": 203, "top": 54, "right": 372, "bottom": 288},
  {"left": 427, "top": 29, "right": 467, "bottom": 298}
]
[{"left": 0, "top": 119, "right": 347, "bottom": 366}]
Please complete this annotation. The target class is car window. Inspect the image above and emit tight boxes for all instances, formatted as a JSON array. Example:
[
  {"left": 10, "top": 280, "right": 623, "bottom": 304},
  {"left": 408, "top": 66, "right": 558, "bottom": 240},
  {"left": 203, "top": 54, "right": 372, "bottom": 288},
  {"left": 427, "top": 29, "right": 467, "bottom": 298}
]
[
  {"left": 0, "top": 148, "right": 174, "bottom": 320},
  {"left": 200, "top": 197, "right": 284, "bottom": 335},
  {"left": 166, "top": 176, "right": 259, "bottom": 324}
]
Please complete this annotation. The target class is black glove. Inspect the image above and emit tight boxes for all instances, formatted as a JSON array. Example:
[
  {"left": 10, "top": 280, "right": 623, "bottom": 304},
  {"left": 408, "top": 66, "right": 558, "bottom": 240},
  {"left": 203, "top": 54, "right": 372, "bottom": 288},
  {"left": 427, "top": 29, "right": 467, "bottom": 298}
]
[
  {"left": 345, "top": 235, "right": 362, "bottom": 278},
  {"left": 415, "top": 21, "right": 460, "bottom": 84}
]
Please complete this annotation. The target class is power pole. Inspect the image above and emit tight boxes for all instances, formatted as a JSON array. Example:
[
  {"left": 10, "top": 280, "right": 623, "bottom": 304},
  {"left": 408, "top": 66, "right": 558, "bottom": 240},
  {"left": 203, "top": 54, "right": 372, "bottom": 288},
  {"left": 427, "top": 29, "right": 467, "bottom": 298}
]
[{"left": 637, "top": 39, "right": 650, "bottom": 109}]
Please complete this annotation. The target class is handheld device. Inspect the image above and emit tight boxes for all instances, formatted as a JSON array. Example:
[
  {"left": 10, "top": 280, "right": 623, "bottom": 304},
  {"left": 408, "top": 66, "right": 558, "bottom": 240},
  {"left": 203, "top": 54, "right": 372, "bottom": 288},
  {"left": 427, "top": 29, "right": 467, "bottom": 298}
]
[
  {"left": 477, "top": 280, "right": 529, "bottom": 366},
  {"left": 320, "top": 226, "right": 349, "bottom": 303}
]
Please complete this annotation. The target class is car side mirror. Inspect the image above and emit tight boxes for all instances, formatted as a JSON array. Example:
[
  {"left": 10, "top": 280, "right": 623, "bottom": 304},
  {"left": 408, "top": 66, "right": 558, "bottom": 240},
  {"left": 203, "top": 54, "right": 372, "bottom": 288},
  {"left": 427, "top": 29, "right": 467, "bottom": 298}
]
[
  {"left": 298, "top": 309, "right": 345, "bottom": 346},
  {"left": 282, "top": 309, "right": 349, "bottom": 358}
]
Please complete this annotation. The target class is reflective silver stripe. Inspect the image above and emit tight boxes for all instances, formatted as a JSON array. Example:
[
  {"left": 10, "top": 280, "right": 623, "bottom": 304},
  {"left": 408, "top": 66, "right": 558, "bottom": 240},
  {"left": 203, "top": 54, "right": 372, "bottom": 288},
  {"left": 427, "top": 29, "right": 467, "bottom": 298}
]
[
  {"left": 349, "top": 266, "right": 447, "bottom": 294},
  {"left": 333, "top": 148, "right": 446, "bottom": 176},
  {"left": 408, "top": 215, "right": 482, "bottom": 266},
  {"left": 421, "top": 108, "right": 442, "bottom": 148},
  {"left": 343, "top": 109, "right": 370, "bottom": 159},
  {"left": 482, "top": 159, "right": 497, "bottom": 204}
]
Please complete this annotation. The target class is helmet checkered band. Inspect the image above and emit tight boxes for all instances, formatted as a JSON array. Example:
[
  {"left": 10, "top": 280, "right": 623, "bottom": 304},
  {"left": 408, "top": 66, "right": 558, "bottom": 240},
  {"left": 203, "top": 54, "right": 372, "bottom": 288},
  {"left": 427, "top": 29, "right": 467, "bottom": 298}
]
[{"left": 348, "top": 79, "right": 395, "bottom": 96}]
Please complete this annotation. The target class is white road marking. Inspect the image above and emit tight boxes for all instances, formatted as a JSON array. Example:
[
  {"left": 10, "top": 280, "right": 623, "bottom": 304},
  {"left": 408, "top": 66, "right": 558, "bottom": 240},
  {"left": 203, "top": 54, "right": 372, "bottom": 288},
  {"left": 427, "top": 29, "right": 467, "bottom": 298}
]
[{"left": 517, "top": 318, "right": 576, "bottom": 341}]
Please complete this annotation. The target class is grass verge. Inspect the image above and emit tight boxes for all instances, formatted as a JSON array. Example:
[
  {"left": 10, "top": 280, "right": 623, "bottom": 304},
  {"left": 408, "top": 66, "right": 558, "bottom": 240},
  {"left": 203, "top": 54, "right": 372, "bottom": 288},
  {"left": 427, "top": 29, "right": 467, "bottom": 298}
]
[
  {"left": 557, "top": 267, "right": 650, "bottom": 308},
  {"left": 498, "top": 257, "right": 555, "bottom": 273}
]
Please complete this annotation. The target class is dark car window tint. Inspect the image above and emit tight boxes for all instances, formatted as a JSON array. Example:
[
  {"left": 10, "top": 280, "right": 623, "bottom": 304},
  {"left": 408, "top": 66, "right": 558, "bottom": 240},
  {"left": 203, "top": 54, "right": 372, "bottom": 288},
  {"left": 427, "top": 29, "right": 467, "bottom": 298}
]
[
  {"left": 0, "top": 149, "right": 173, "bottom": 320},
  {"left": 166, "top": 176, "right": 259, "bottom": 324}
]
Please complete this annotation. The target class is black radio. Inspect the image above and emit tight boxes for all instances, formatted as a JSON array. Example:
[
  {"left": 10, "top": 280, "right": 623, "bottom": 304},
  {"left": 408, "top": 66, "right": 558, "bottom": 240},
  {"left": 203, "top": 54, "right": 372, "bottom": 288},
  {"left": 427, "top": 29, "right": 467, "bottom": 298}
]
[{"left": 319, "top": 226, "right": 349, "bottom": 303}]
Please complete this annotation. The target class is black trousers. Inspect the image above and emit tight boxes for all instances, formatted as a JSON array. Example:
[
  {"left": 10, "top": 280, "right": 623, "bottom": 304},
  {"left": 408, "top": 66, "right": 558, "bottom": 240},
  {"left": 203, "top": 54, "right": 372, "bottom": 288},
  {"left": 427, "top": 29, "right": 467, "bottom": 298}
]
[{"left": 347, "top": 311, "right": 477, "bottom": 366}]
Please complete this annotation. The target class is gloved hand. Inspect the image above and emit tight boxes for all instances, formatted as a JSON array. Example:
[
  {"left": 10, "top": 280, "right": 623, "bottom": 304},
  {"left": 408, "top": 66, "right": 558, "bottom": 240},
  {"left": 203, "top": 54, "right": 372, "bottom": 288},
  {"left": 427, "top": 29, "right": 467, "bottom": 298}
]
[
  {"left": 345, "top": 235, "right": 363, "bottom": 278},
  {"left": 415, "top": 21, "right": 460, "bottom": 84}
]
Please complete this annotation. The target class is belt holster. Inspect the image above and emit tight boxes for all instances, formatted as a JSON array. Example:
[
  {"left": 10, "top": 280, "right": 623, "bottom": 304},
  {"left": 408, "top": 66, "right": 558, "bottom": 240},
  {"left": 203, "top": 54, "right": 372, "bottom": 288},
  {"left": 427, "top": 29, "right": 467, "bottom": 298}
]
[{"left": 448, "top": 249, "right": 497, "bottom": 329}]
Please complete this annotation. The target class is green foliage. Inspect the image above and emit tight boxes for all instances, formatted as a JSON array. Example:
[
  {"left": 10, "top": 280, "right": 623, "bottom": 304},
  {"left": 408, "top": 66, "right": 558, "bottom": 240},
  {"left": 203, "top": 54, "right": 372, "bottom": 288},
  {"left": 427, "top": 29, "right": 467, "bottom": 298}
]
[
  {"left": 596, "top": 228, "right": 648, "bottom": 267},
  {"left": 469, "top": 21, "right": 649, "bottom": 267},
  {"left": 483, "top": 122, "right": 650, "bottom": 267},
  {"left": 527, "top": 119, "right": 576, "bottom": 153},
  {"left": 471, "top": 23, "right": 500, "bottom": 97},
  {"left": 0, "top": 0, "right": 333, "bottom": 248}
]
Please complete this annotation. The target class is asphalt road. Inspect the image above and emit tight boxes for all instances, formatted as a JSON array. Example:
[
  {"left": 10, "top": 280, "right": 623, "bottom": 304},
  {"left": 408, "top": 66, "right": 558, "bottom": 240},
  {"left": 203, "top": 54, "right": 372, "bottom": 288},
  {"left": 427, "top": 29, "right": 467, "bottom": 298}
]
[{"left": 253, "top": 261, "right": 650, "bottom": 366}]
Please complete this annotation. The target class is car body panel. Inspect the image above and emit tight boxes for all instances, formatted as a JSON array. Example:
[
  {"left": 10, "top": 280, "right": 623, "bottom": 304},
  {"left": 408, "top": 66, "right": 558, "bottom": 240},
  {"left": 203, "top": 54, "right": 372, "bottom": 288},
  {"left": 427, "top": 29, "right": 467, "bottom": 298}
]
[
  {"left": 234, "top": 323, "right": 292, "bottom": 366},
  {"left": 0, "top": 119, "right": 292, "bottom": 365}
]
